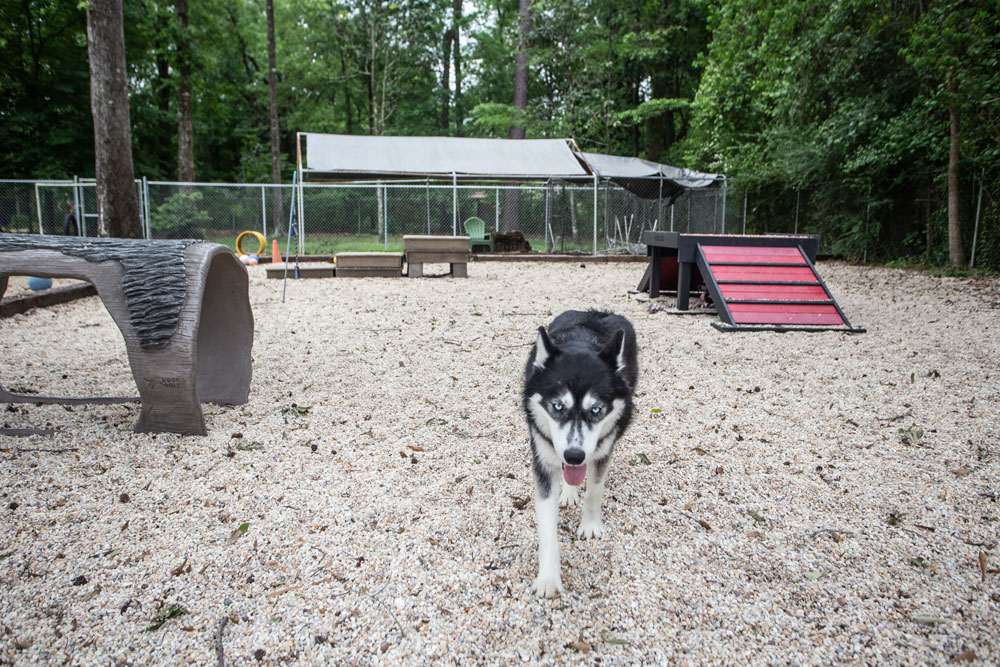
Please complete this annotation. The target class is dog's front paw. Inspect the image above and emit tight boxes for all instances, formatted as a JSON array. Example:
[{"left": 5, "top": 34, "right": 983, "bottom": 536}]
[
  {"left": 531, "top": 573, "right": 563, "bottom": 598},
  {"left": 558, "top": 484, "right": 580, "bottom": 508},
  {"left": 577, "top": 518, "right": 605, "bottom": 539}
]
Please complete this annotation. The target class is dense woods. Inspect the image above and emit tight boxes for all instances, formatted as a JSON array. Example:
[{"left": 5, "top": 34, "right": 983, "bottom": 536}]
[{"left": 1, "top": 0, "right": 997, "bottom": 267}]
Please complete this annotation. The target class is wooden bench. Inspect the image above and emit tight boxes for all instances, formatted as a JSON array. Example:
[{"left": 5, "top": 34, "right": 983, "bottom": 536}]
[
  {"left": 403, "top": 235, "right": 470, "bottom": 278},
  {"left": 0, "top": 234, "right": 253, "bottom": 436},
  {"left": 335, "top": 252, "right": 403, "bottom": 278}
]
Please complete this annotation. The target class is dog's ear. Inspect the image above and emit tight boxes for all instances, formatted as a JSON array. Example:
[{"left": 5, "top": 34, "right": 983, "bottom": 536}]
[
  {"left": 600, "top": 329, "right": 628, "bottom": 377},
  {"left": 532, "top": 326, "right": 558, "bottom": 370}
]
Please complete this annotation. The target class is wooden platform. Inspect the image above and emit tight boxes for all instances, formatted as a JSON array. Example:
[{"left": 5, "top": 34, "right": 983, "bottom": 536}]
[
  {"left": 335, "top": 252, "right": 403, "bottom": 278},
  {"left": 404, "top": 235, "right": 469, "bottom": 277},
  {"left": 265, "top": 264, "right": 335, "bottom": 279}
]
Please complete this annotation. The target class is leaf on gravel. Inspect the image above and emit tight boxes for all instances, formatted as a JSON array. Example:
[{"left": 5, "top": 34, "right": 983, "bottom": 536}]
[
  {"left": 567, "top": 638, "right": 591, "bottom": 653},
  {"left": 511, "top": 496, "right": 529, "bottom": 511},
  {"left": 898, "top": 426, "right": 924, "bottom": 446},
  {"left": 170, "top": 557, "right": 190, "bottom": 576},
  {"left": 913, "top": 615, "right": 951, "bottom": 626},
  {"left": 950, "top": 466, "right": 972, "bottom": 476},
  {"left": 637, "top": 453, "right": 651, "bottom": 465},
  {"left": 908, "top": 556, "right": 925, "bottom": 567},
  {"left": 227, "top": 522, "right": 250, "bottom": 545},
  {"left": 650, "top": 408, "right": 662, "bottom": 414},
  {"left": 747, "top": 509, "right": 766, "bottom": 524},
  {"left": 748, "top": 531, "right": 764, "bottom": 540},
  {"left": 600, "top": 630, "right": 629, "bottom": 645},
  {"left": 951, "top": 649, "right": 977, "bottom": 663},
  {"left": 145, "top": 604, "right": 186, "bottom": 632},
  {"left": 425, "top": 417, "right": 447, "bottom": 426},
  {"left": 697, "top": 519, "right": 712, "bottom": 531},
  {"left": 979, "top": 552, "right": 988, "bottom": 582},
  {"left": 803, "top": 571, "right": 824, "bottom": 581},
  {"left": 280, "top": 404, "right": 311, "bottom": 416},
  {"left": 690, "top": 447, "right": 709, "bottom": 455}
]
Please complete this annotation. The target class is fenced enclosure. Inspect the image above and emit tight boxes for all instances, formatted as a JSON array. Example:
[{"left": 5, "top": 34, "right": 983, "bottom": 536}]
[
  {"left": 5, "top": 176, "right": 993, "bottom": 269},
  {"left": 0, "top": 178, "right": 729, "bottom": 256}
]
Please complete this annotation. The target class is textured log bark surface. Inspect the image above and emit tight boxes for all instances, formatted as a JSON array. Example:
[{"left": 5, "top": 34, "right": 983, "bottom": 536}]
[{"left": 0, "top": 234, "right": 202, "bottom": 350}]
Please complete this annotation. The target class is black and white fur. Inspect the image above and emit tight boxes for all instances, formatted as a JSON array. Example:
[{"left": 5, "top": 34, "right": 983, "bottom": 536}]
[{"left": 522, "top": 310, "right": 638, "bottom": 597}]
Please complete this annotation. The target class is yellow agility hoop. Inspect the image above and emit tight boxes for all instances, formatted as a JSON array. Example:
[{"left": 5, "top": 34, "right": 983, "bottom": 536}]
[{"left": 235, "top": 230, "right": 266, "bottom": 256}]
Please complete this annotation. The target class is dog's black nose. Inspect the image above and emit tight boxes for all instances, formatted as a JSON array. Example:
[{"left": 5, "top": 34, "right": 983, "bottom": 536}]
[{"left": 564, "top": 448, "right": 585, "bottom": 465}]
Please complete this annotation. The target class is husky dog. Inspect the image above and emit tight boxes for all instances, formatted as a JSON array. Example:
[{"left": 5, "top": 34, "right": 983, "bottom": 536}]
[{"left": 523, "top": 310, "right": 638, "bottom": 597}]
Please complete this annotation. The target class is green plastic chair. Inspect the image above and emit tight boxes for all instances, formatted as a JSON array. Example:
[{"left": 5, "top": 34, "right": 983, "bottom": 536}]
[{"left": 463, "top": 217, "right": 493, "bottom": 253}]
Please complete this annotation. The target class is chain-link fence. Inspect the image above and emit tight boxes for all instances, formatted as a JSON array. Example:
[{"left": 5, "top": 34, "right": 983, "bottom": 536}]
[
  {"left": 4, "top": 175, "right": 995, "bottom": 268},
  {"left": 2, "top": 177, "right": 730, "bottom": 255}
]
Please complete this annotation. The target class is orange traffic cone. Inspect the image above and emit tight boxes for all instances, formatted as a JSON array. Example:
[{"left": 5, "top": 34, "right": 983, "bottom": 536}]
[{"left": 272, "top": 239, "right": 281, "bottom": 263}]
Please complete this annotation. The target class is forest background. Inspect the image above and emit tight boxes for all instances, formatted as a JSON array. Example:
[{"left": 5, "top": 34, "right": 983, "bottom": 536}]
[{"left": 1, "top": 0, "right": 997, "bottom": 269}]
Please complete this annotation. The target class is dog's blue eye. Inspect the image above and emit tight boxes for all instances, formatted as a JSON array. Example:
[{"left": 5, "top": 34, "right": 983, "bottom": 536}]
[
  {"left": 551, "top": 401, "right": 564, "bottom": 412},
  {"left": 591, "top": 405, "right": 604, "bottom": 416}
]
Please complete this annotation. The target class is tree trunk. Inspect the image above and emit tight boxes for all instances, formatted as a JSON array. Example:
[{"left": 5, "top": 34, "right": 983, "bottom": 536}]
[
  {"left": 154, "top": 12, "right": 173, "bottom": 178},
  {"left": 441, "top": 27, "right": 453, "bottom": 133},
  {"left": 85, "top": 0, "right": 141, "bottom": 238},
  {"left": 509, "top": 0, "right": 531, "bottom": 140},
  {"left": 946, "top": 75, "right": 965, "bottom": 267},
  {"left": 340, "top": 51, "right": 354, "bottom": 134},
  {"left": 452, "top": 0, "right": 463, "bottom": 137},
  {"left": 647, "top": 76, "right": 666, "bottom": 162},
  {"left": 504, "top": 0, "right": 532, "bottom": 232},
  {"left": 175, "top": 0, "right": 195, "bottom": 183},
  {"left": 266, "top": 0, "right": 284, "bottom": 236}
]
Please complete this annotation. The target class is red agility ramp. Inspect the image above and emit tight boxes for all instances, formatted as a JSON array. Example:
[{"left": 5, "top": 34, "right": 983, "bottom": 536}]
[{"left": 696, "top": 243, "right": 864, "bottom": 332}]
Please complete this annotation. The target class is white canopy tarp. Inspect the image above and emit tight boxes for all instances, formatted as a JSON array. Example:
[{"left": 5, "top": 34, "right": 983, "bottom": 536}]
[
  {"left": 580, "top": 152, "right": 720, "bottom": 189},
  {"left": 300, "top": 133, "right": 590, "bottom": 180}
]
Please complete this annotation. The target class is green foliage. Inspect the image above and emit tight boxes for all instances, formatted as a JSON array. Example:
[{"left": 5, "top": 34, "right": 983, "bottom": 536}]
[
  {"left": 151, "top": 191, "right": 210, "bottom": 239},
  {"left": 686, "top": 0, "right": 999, "bottom": 269},
  {"left": 2, "top": 0, "right": 997, "bottom": 269}
]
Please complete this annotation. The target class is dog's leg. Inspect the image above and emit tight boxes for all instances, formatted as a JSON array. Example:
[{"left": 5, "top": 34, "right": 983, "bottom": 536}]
[
  {"left": 577, "top": 456, "right": 609, "bottom": 539},
  {"left": 530, "top": 456, "right": 563, "bottom": 598},
  {"left": 558, "top": 478, "right": 580, "bottom": 507}
]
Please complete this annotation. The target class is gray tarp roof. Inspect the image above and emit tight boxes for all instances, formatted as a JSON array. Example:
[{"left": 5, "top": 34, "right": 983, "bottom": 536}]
[
  {"left": 580, "top": 152, "right": 721, "bottom": 200},
  {"left": 301, "top": 133, "right": 590, "bottom": 180},
  {"left": 298, "top": 133, "right": 722, "bottom": 201}
]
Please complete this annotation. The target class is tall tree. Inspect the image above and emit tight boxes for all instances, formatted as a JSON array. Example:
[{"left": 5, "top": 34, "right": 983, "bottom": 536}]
[
  {"left": 452, "top": 0, "right": 464, "bottom": 135},
  {"left": 441, "top": 19, "right": 454, "bottom": 132},
  {"left": 509, "top": 0, "right": 531, "bottom": 139},
  {"left": 266, "top": 0, "right": 284, "bottom": 234},
  {"left": 175, "top": 0, "right": 195, "bottom": 182},
  {"left": 85, "top": 0, "right": 141, "bottom": 238}
]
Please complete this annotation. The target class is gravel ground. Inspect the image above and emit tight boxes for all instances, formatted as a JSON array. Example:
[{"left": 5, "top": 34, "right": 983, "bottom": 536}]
[{"left": 1, "top": 260, "right": 998, "bottom": 665}]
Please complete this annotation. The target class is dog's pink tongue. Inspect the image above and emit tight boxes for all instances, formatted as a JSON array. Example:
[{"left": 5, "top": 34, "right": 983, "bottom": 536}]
[{"left": 563, "top": 464, "right": 587, "bottom": 487}]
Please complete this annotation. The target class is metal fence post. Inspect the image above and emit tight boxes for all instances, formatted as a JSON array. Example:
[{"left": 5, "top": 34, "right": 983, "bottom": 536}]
[
  {"left": 73, "top": 175, "right": 82, "bottom": 237},
  {"left": 452, "top": 172, "right": 457, "bottom": 236},
  {"left": 742, "top": 188, "right": 747, "bottom": 235},
  {"left": 261, "top": 185, "right": 267, "bottom": 238},
  {"left": 143, "top": 176, "right": 151, "bottom": 239},
  {"left": 971, "top": 167, "right": 984, "bottom": 269},
  {"left": 720, "top": 176, "right": 727, "bottom": 234},
  {"left": 34, "top": 182, "right": 43, "bottom": 234},
  {"left": 593, "top": 173, "right": 598, "bottom": 256}
]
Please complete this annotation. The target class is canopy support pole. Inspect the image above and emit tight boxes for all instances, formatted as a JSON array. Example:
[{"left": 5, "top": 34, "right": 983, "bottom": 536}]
[
  {"left": 593, "top": 173, "right": 598, "bottom": 256},
  {"left": 452, "top": 172, "right": 457, "bottom": 236}
]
